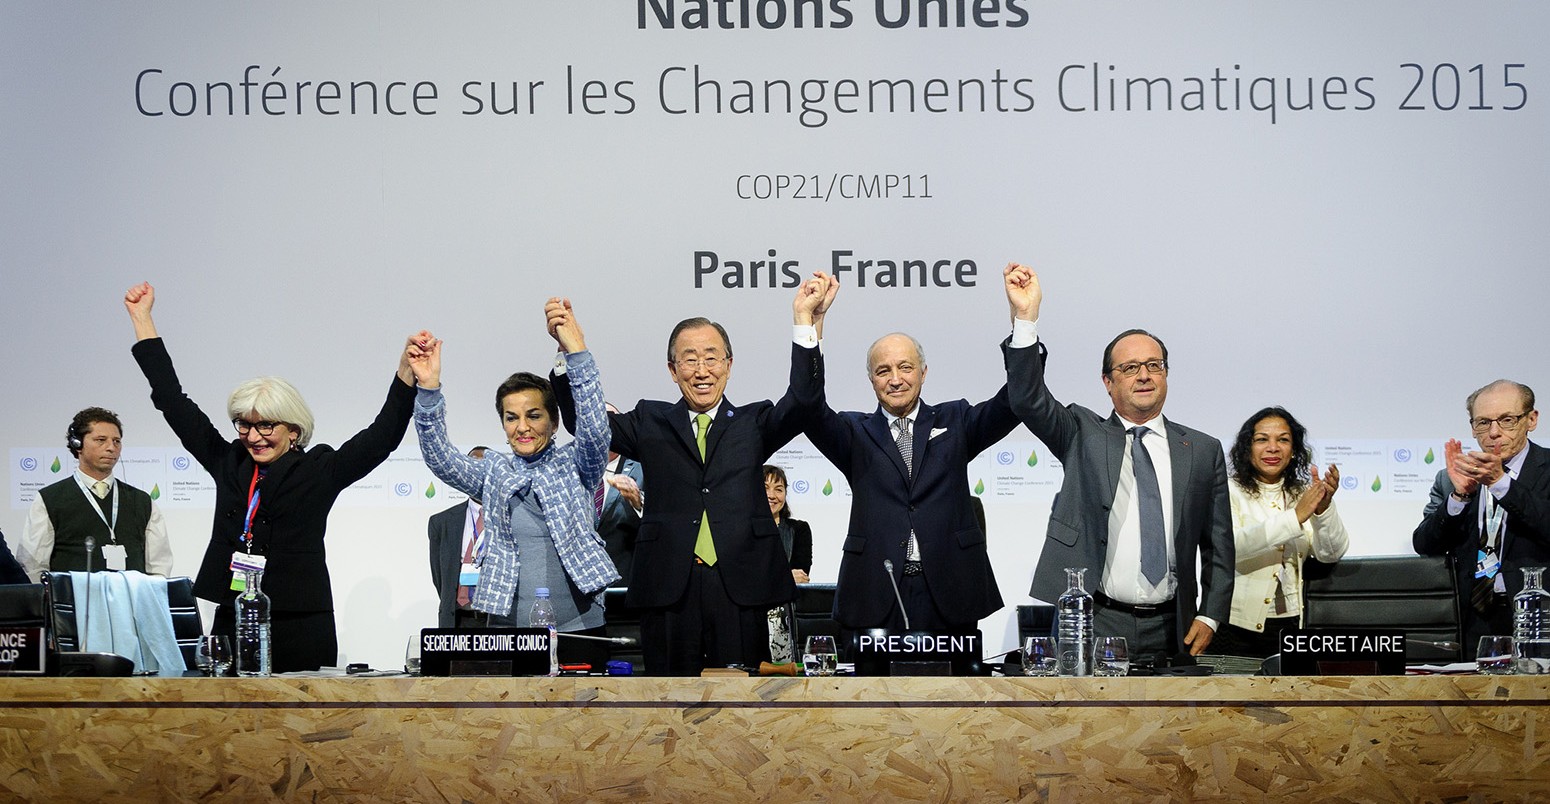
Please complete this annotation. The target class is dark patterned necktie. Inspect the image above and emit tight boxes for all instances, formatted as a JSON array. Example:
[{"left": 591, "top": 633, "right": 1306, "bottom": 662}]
[{"left": 1131, "top": 426, "right": 1168, "bottom": 585}]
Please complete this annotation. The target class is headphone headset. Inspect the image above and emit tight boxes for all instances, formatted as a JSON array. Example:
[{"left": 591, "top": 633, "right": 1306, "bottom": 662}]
[{"left": 66, "top": 422, "right": 84, "bottom": 451}]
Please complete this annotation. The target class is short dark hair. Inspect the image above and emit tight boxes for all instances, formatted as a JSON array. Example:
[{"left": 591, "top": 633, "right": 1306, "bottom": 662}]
[
  {"left": 1229, "top": 406, "right": 1312, "bottom": 495},
  {"left": 1466, "top": 379, "right": 1536, "bottom": 417},
  {"left": 1101, "top": 329, "right": 1169, "bottom": 376},
  {"left": 667, "top": 317, "right": 733, "bottom": 363},
  {"left": 494, "top": 373, "right": 558, "bottom": 423},
  {"left": 763, "top": 464, "right": 792, "bottom": 520},
  {"left": 68, "top": 407, "right": 122, "bottom": 458}
]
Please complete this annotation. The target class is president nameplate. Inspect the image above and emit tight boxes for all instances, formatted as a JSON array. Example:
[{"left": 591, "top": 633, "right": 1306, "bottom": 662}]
[{"left": 852, "top": 628, "right": 982, "bottom": 676}]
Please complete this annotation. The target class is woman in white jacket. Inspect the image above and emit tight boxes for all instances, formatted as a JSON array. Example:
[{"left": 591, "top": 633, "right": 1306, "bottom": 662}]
[{"left": 1214, "top": 407, "right": 1349, "bottom": 659}]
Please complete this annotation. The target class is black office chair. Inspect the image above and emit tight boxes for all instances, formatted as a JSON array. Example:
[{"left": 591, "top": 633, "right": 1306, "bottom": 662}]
[
  {"left": 602, "top": 588, "right": 645, "bottom": 669},
  {"left": 1302, "top": 555, "right": 1463, "bottom": 662},
  {"left": 45, "top": 573, "right": 204, "bottom": 668},
  {"left": 0, "top": 583, "right": 48, "bottom": 630},
  {"left": 792, "top": 583, "right": 839, "bottom": 649}
]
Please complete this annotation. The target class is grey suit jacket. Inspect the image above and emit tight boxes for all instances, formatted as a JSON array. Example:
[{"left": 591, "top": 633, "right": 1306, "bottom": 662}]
[
  {"left": 428, "top": 501, "right": 473, "bottom": 628},
  {"left": 1004, "top": 340, "right": 1234, "bottom": 650}
]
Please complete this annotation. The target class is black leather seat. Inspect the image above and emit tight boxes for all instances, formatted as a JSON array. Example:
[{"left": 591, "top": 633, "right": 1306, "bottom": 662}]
[
  {"left": 45, "top": 573, "right": 204, "bottom": 668},
  {"left": 1302, "top": 555, "right": 1463, "bottom": 662},
  {"left": 0, "top": 583, "right": 48, "bottom": 630},
  {"left": 792, "top": 583, "right": 838, "bottom": 648},
  {"left": 602, "top": 588, "right": 644, "bottom": 669},
  {"left": 603, "top": 584, "right": 841, "bottom": 670}
]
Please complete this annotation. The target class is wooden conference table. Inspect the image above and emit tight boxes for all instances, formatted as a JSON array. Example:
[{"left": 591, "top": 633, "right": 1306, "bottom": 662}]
[{"left": 1, "top": 673, "right": 1546, "bottom": 801}]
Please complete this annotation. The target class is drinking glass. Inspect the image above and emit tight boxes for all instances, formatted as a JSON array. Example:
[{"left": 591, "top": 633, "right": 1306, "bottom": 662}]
[
  {"left": 803, "top": 635, "right": 838, "bottom": 676},
  {"left": 1477, "top": 635, "right": 1515, "bottom": 675},
  {"left": 405, "top": 635, "right": 423, "bottom": 675},
  {"left": 197, "top": 635, "right": 233, "bottom": 677},
  {"left": 1093, "top": 636, "right": 1130, "bottom": 677},
  {"left": 1021, "top": 636, "right": 1058, "bottom": 677}
]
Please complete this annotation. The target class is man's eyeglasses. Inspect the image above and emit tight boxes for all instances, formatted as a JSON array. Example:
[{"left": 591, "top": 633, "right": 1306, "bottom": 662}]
[
  {"left": 1110, "top": 360, "right": 1167, "bottom": 378},
  {"left": 1471, "top": 412, "right": 1531, "bottom": 434},
  {"left": 233, "top": 419, "right": 283, "bottom": 436},
  {"left": 673, "top": 356, "right": 725, "bottom": 372}
]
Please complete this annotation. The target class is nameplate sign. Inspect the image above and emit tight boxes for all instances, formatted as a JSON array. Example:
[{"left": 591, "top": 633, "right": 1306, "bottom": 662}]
[
  {"left": 0, "top": 627, "right": 47, "bottom": 675},
  {"left": 1278, "top": 628, "right": 1406, "bottom": 676},
  {"left": 851, "top": 628, "right": 982, "bottom": 676},
  {"left": 418, "top": 628, "right": 550, "bottom": 677}
]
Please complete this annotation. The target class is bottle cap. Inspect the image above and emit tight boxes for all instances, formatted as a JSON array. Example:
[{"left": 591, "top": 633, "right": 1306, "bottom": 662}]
[{"left": 536, "top": 587, "right": 550, "bottom": 597}]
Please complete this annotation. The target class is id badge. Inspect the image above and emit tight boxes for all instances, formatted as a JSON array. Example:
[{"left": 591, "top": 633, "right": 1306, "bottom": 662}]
[
  {"left": 1477, "top": 549, "right": 1501, "bottom": 580},
  {"left": 458, "top": 562, "right": 480, "bottom": 587},
  {"left": 100, "top": 543, "right": 128, "bottom": 572},
  {"left": 230, "top": 552, "right": 268, "bottom": 591}
]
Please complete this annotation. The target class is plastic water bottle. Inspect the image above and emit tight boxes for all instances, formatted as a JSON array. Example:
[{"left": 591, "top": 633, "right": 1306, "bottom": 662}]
[
  {"left": 1057, "top": 567, "right": 1093, "bottom": 676},
  {"left": 530, "top": 587, "right": 559, "bottom": 676},
  {"left": 1514, "top": 567, "right": 1550, "bottom": 674},
  {"left": 236, "top": 569, "right": 272, "bottom": 677}
]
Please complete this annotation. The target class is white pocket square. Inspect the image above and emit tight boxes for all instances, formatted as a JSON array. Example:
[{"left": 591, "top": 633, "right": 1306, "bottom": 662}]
[{"left": 930, "top": 427, "right": 948, "bottom": 439}]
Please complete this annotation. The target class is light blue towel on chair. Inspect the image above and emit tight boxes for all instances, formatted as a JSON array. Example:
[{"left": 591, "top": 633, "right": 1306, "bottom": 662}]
[{"left": 69, "top": 571, "right": 186, "bottom": 676}]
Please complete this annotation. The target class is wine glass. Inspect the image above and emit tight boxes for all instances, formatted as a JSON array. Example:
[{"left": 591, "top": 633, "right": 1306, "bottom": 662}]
[
  {"left": 197, "top": 635, "right": 233, "bottom": 677},
  {"left": 803, "top": 635, "right": 838, "bottom": 676},
  {"left": 1093, "top": 636, "right": 1130, "bottom": 677}
]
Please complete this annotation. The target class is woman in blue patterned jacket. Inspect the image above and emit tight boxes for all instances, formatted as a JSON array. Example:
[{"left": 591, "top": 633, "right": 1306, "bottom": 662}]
[{"left": 409, "top": 298, "right": 619, "bottom": 668}]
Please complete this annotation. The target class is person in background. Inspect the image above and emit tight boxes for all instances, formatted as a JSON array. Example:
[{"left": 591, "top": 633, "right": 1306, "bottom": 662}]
[
  {"left": 598, "top": 405, "right": 645, "bottom": 587},
  {"left": 124, "top": 281, "right": 424, "bottom": 673},
  {"left": 1415, "top": 379, "right": 1549, "bottom": 651},
  {"left": 1213, "top": 407, "right": 1348, "bottom": 659},
  {"left": 764, "top": 465, "right": 812, "bottom": 584},
  {"left": 763, "top": 464, "right": 812, "bottom": 663},
  {"left": 409, "top": 299, "right": 619, "bottom": 669},
  {"left": 20, "top": 407, "right": 173, "bottom": 580},
  {"left": 428, "top": 446, "right": 491, "bottom": 628}
]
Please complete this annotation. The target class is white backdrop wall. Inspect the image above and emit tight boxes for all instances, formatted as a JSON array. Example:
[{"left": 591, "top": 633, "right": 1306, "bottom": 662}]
[{"left": 4, "top": 2, "right": 1547, "bottom": 669}]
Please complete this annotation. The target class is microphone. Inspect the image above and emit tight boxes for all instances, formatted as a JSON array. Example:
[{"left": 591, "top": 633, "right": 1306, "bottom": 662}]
[
  {"left": 882, "top": 559, "right": 911, "bottom": 630},
  {"left": 556, "top": 633, "right": 637, "bottom": 645},
  {"left": 1409, "top": 638, "right": 1461, "bottom": 653},
  {"left": 81, "top": 535, "right": 95, "bottom": 650}
]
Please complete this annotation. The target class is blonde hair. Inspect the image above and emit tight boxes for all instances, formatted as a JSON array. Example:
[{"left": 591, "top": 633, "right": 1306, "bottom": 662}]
[{"left": 227, "top": 376, "right": 316, "bottom": 449}]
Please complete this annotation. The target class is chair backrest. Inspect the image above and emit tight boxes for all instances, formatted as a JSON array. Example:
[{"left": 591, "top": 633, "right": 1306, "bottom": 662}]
[
  {"left": 1302, "top": 555, "right": 1462, "bottom": 662},
  {"left": 0, "top": 583, "right": 48, "bottom": 630},
  {"left": 45, "top": 573, "right": 203, "bottom": 667},
  {"left": 602, "top": 588, "right": 644, "bottom": 669},
  {"left": 792, "top": 583, "right": 839, "bottom": 649}
]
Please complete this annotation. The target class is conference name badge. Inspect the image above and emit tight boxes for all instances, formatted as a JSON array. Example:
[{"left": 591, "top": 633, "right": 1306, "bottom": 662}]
[
  {"left": 100, "top": 543, "right": 129, "bottom": 572},
  {"left": 230, "top": 552, "right": 268, "bottom": 591},
  {"left": 459, "top": 562, "right": 480, "bottom": 587}
]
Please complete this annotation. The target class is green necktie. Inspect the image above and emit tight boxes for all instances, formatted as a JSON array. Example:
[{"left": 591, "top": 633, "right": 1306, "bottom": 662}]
[{"left": 694, "top": 413, "right": 717, "bottom": 565}]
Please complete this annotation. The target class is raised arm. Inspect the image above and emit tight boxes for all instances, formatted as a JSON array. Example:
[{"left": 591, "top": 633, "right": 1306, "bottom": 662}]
[
  {"left": 411, "top": 337, "right": 491, "bottom": 500},
  {"left": 326, "top": 331, "right": 429, "bottom": 487},
  {"left": 547, "top": 298, "right": 609, "bottom": 492},
  {"left": 762, "top": 274, "right": 834, "bottom": 452},
  {"left": 1001, "top": 263, "right": 1079, "bottom": 458},
  {"left": 124, "top": 282, "right": 231, "bottom": 472}
]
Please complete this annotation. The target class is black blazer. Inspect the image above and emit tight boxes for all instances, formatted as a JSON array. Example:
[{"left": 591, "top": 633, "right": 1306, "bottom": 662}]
[
  {"left": 133, "top": 338, "right": 415, "bottom": 611},
  {"left": 1414, "top": 441, "right": 1550, "bottom": 635},
  {"left": 1005, "top": 340, "right": 1235, "bottom": 650},
  {"left": 568, "top": 343, "right": 823, "bottom": 610},
  {"left": 428, "top": 501, "right": 473, "bottom": 628},
  {"left": 780, "top": 518, "right": 813, "bottom": 574},
  {"left": 806, "top": 389, "right": 1019, "bottom": 629},
  {"left": 0, "top": 528, "right": 27, "bottom": 585}
]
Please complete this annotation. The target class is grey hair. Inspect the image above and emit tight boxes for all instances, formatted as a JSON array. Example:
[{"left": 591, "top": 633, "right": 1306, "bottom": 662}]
[
  {"left": 1467, "top": 379, "right": 1536, "bottom": 417},
  {"left": 865, "top": 332, "right": 926, "bottom": 374},
  {"left": 227, "top": 376, "right": 316, "bottom": 449}
]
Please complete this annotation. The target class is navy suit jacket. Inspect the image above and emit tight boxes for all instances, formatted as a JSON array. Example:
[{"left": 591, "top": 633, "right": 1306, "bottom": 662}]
[
  {"left": 807, "top": 390, "right": 1020, "bottom": 629},
  {"left": 1004, "top": 340, "right": 1234, "bottom": 652},
  {"left": 427, "top": 501, "right": 472, "bottom": 628},
  {"left": 1413, "top": 441, "right": 1550, "bottom": 639},
  {"left": 560, "top": 343, "right": 824, "bottom": 610}
]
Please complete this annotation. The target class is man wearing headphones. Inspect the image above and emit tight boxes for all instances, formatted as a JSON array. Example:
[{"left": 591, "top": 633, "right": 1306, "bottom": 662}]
[{"left": 18, "top": 407, "right": 173, "bottom": 580}]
